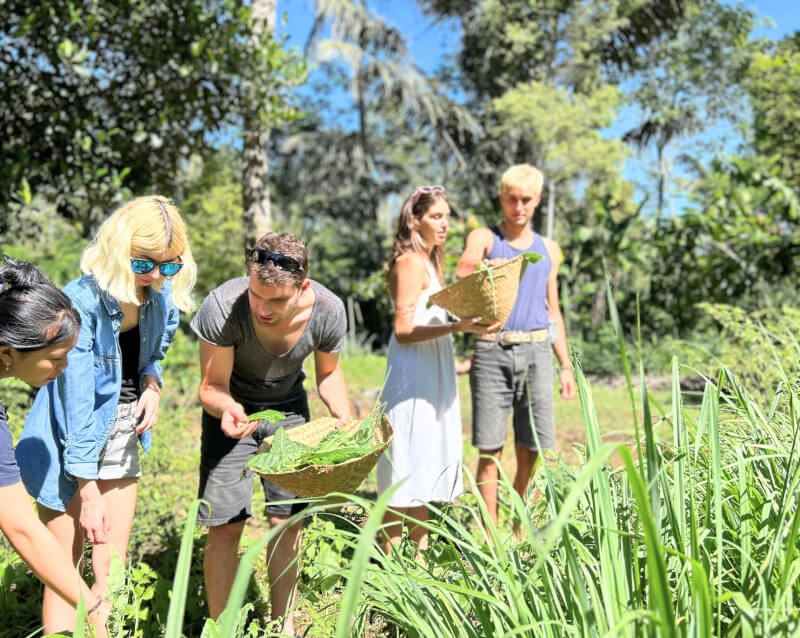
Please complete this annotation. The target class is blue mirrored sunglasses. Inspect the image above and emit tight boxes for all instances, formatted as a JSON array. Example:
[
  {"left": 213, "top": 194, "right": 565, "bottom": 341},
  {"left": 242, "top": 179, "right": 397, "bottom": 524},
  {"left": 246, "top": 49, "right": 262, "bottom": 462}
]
[
  {"left": 130, "top": 257, "right": 183, "bottom": 277},
  {"left": 248, "top": 249, "right": 303, "bottom": 273}
]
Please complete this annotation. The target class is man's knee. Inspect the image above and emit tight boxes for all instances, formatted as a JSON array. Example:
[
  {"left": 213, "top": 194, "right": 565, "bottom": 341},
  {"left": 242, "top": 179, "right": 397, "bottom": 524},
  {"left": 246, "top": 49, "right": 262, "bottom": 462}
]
[
  {"left": 476, "top": 450, "right": 502, "bottom": 476},
  {"left": 206, "top": 521, "right": 246, "bottom": 550}
]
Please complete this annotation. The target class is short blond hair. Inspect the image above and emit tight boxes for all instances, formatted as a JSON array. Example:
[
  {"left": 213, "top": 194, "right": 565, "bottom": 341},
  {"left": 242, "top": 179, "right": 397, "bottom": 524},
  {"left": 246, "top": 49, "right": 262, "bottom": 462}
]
[
  {"left": 80, "top": 196, "right": 197, "bottom": 312},
  {"left": 500, "top": 164, "right": 544, "bottom": 196}
]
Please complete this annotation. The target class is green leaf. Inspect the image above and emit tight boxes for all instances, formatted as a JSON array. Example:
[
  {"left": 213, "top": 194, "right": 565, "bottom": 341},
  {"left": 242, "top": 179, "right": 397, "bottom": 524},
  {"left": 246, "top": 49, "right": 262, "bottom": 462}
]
[{"left": 246, "top": 409, "right": 285, "bottom": 423}]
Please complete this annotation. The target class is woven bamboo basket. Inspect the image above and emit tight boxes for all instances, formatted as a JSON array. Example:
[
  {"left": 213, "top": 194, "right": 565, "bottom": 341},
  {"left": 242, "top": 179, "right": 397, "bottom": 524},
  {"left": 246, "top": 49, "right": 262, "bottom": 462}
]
[
  {"left": 429, "top": 254, "right": 529, "bottom": 326},
  {"left": 252, "top": 415, "right": 393, "bottom": 498}
]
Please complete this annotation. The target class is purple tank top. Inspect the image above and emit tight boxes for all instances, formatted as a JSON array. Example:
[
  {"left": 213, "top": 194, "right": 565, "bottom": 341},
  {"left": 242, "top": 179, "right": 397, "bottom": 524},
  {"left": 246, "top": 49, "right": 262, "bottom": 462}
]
[{"left": 487, "top": 226, "right": 551, "bottom": 331}]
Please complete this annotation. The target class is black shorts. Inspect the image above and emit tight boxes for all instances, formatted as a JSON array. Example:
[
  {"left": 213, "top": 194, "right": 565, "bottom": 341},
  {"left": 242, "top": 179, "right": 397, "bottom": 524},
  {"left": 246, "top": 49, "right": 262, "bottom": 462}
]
[{"left": 197, "top": 393, "right": 310, "bottom": 525}]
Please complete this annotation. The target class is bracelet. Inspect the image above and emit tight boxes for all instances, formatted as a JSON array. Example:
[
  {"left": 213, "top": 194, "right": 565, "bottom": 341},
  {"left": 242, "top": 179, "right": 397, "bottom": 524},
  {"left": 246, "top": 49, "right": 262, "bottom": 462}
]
[{"left": 87, "top": 597, "right": 105, "bottom": 615}]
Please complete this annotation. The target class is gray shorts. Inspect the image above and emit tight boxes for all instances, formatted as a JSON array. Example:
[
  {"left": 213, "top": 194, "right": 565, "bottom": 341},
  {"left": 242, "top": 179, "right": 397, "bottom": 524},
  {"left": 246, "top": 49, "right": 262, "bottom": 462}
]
[
  {"left": 197, "top": 394, "right": 310, "bottom": 525},
  {"left": 469, "top": 339, "right": 554, "bottom": 451},
  {"left": 98, "top": 402, "right": 142, "bottom": 480}
]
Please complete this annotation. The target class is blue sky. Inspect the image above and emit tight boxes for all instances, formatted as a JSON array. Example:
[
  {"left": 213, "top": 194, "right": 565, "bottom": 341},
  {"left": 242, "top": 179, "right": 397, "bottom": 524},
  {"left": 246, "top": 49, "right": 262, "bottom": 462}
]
[
  {"left": 277, "top": 0, "right": 800, "bottom": 73},
  {"left": 275, "top": 1, "right": 799, "bottom": 212}
]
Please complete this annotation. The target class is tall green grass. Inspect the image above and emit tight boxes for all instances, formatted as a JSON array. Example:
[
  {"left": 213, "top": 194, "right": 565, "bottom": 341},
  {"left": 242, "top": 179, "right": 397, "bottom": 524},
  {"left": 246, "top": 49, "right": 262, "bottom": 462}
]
[{"left": 69, "top": 306, "right": 800, "bottom": 637}]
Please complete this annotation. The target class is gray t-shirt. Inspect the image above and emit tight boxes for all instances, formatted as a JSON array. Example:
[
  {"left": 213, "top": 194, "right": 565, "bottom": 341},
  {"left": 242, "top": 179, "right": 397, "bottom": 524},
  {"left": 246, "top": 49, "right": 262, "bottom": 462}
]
[{"left": 190, "top": 277, "right": 346, "bottom": 404}]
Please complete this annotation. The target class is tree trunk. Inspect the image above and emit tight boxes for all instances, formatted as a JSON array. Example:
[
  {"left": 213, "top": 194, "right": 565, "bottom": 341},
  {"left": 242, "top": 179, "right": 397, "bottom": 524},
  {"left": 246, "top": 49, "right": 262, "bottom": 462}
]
[{"left": 242, "top": 0, "right": 277, "bottom": 248}]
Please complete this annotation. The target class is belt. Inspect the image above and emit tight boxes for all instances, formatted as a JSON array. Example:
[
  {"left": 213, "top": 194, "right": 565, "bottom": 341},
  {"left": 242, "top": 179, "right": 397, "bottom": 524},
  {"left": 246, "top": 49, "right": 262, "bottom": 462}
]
[{"left": 477, "top": 329, "right": 549, "bottom": 345}]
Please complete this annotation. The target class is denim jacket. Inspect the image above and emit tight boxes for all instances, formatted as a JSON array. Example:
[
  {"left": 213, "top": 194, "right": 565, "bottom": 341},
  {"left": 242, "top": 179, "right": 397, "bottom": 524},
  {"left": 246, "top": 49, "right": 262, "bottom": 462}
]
[{"left": 16, "top": 275, "right": 179, "bottom": 511}]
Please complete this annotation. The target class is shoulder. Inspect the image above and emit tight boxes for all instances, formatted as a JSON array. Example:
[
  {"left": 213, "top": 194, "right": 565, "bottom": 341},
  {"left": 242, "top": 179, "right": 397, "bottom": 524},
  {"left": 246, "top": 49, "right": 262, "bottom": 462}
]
[
  {"left": 466, "top": 226, "right": 495, "bottom": 245},
  {"left": 63, "top": 275, "right": 99, "bottom": 302},
  {"left": 394, "top": 252, "right": 427, "bottom": 273},
  {"left": 309, "top": 280, "right": 345, "bottom": 314},
  {"left": 200, "top": 278, "right": 249, "bottom": 312},
  {"left": 540, "top": 236, "right": 562, "bottom": 267},
  {"left": 63, "top": 276, "right": 105, "bottom": 316}
]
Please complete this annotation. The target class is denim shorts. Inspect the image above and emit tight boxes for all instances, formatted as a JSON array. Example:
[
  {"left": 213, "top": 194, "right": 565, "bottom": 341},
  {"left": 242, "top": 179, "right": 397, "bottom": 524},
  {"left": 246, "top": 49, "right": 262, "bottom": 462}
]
[
  {"left": 469, "top": 339, "right": 554, "bottom": 451},
  {"left": 98, "top": 402, "right": 142, "bottom": 480},
  {"left": 197, "top": 393, "right": 310, "bottom": 525}
]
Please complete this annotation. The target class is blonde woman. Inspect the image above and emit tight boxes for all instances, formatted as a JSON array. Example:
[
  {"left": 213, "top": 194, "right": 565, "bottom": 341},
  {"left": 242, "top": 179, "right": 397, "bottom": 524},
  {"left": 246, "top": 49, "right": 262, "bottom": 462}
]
[
  {"left": 377, "top": 186, "right": 500, "bottom": 553},
  {"left": 16, "top": 196, "right": 196, "bottom": 634}
]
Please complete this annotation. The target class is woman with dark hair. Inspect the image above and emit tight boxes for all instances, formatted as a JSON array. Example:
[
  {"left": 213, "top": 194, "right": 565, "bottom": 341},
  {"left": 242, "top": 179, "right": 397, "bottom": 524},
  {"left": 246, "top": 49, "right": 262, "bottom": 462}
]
[
  {"left": 0, "top": 255, "right": 109, "bottom": 637},
  {"left": 377, "top": 186, "right": 500, "bottom": 553}
]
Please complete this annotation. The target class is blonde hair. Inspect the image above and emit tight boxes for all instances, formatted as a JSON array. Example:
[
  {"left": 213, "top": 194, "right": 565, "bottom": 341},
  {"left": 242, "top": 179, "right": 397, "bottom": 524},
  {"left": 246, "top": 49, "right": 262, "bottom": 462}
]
[
  {"left": 387, "top": 187, "right": 448, "bottom": 284},
  {"left": 80, "top": 196, "right": 197, "bottom": 312},
  {"left": 500, "top": 164, "right": 544, "bottom": 196}
]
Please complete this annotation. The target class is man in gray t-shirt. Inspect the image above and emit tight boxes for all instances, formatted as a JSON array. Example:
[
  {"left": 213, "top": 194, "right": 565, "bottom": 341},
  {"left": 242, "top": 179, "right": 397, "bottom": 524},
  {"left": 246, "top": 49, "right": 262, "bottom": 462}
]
[{"left": 190, "top": 232, "right": 351, "bottom": 635}]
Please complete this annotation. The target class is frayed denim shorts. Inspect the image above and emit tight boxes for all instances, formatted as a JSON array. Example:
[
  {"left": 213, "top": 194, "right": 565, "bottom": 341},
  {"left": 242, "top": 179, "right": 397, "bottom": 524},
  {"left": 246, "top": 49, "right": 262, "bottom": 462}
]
[
  {"left": 469, "top": 339, "right": 555, "bottom": 452},
  {"left": 98, "top": 402, "right": 142, "bottom": 480}
]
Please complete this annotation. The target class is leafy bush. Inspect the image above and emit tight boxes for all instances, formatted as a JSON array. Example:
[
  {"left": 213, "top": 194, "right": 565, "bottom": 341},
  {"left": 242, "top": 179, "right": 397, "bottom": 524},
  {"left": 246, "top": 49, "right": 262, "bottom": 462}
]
[{"left": 698, "top": 303, "right": 800, "bottom": 396}]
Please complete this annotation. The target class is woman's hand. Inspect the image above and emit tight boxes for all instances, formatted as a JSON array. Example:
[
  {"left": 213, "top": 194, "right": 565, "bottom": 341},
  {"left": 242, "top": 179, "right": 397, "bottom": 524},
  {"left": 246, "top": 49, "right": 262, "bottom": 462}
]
[
  {"left": 78, "top": 481, "right": 110, "bottom": 544},
  {"left": 452, "top": 317, "right": 503, "bottom": 335},
  {"left": 88, "top": 599, "right": 111, "bottom": 638},
  {"left": 135, "top": 375, "right": 161, "bottom": 434}
]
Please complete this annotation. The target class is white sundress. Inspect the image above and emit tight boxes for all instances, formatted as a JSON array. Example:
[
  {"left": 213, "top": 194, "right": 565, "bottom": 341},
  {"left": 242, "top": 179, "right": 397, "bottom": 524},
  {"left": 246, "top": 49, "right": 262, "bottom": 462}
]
[{"left": 377, "top": 260, "right": 464, "bottom": 508}]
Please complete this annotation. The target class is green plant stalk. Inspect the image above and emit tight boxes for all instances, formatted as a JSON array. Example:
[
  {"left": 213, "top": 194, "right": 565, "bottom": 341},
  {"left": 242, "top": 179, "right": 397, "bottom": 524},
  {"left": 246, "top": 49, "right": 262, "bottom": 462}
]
[
  {"left": 334, "top": 483, "right": 399, "bottom": 638},
  {"left": 164, "top": 499, "right": 203, "bottom": 638},
  {"left": 618, "top": 444, "right": 676, "bottom": 634},
  {"left": 604, "top": 262, "right": 644, "bottom": 478}
]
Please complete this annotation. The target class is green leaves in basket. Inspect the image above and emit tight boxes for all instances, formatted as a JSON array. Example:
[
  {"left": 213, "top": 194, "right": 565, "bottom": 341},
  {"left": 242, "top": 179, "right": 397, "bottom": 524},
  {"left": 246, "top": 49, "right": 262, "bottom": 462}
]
[
  {"left": 247, "top": 427, "right": 312, "bottom": 473},
  {"left": 247, "top": 409, "right": 286, "bottom": 423},
  {"left": 245, "top": 407, "right": 384, "bottom": 474}
]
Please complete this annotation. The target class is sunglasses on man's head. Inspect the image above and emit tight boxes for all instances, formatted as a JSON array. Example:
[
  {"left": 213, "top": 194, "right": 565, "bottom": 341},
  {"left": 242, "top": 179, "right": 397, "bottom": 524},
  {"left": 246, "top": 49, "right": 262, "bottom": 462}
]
[
  {"left": 248, "top": 249, "right": 303, "bottom": 273},
  {"left": 130, "top": 257, "right": 183, "bottom": 277}
]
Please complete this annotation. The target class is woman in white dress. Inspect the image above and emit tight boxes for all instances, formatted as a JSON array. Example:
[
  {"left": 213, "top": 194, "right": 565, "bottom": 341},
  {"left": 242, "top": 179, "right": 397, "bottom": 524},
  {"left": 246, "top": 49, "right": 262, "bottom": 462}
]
[{"left": 377, "top": 185, "right": 500, "bottom": 552}]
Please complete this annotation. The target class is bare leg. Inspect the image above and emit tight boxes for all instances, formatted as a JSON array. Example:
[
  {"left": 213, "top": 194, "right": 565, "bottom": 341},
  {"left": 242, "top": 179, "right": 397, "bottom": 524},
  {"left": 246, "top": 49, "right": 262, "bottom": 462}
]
[
  {"left": 406, "top": 505, "right": 430, "bottom": 551},
  {"left": 513, "top": 445, "right": 539, "bottom": 539},
  {"left": 513, "top": 445, "right": 539, "bottom": 503},
  {"left": 475, "top": 448, "right": 503, "bottom": 529},
  {"left": 266, "top": 515, "right": 302, "bottom": 635},
  {"left": 204, "top": 521, "right": 246, "bottom": 619},
  {"left": 91, "top": 478, "right": 138, "bottom": 597},
  {"left": 38, "top": 498, "right": 84, "bottom": 634},
  {"left": 381, "top": 508, "right": 406, "bottom": 554}
]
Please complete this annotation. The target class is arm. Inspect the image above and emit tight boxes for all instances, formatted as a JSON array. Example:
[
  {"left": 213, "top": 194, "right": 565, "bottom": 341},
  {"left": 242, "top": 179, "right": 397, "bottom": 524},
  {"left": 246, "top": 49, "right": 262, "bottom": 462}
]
[
  {"left": 136, "top": 303, "right": 180, "bottom": 434},
  {"left": 140, "top": 301, "right": 180, "bottom": 386},
  {"left": 197, "top": 339, "right": 253, "bottom": 439},
  {"left": 392, "top": 254, "right": 500, "bottom": 344},
  {"left": 543, "top": 238, "right": 575, "bottom": 400},
  {"left": 455, "top": 227, "right": 494, "bottom": 278},
  {"left": 55, "top": 298, "right": 111, "bottom": 544},
  {"left": 0, "top": 482, "right": 109, "bottom": 636},
  {"left": 313, "top": 350, "right": 352, "bottom": 422}
]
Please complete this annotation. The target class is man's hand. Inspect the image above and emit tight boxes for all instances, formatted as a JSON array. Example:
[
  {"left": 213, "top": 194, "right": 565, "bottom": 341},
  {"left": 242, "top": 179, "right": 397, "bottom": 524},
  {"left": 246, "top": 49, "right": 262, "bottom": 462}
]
[
  {"left": 334, "top": 414, "right": 353, "bottom": 429},
  {"left": 559, "top": 367, "right": 576, "bottom": 400},
  {"left": 220, "top": 403, "right": 254, "bottom": 439}
]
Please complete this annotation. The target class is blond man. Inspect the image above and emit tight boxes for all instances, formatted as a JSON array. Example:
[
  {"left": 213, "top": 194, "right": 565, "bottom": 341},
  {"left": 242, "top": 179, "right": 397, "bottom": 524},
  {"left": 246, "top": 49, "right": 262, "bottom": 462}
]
[{"left": 456, "top": 164, "right": 575, "bottom": 528}]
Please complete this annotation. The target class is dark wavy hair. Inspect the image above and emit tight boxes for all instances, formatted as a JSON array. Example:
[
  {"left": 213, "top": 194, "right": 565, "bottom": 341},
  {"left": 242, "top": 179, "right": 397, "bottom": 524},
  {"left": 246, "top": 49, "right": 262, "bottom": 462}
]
[{"left": 0, "top": 255, "right": 81, "bottom": 351}]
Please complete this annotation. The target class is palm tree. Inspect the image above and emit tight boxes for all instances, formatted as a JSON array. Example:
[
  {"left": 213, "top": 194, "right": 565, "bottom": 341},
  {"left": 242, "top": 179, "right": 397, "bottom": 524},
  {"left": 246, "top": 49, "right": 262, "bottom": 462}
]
[{"left": 242, "top": 0, "right": 277, "bottom": 247}]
